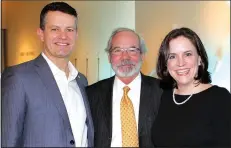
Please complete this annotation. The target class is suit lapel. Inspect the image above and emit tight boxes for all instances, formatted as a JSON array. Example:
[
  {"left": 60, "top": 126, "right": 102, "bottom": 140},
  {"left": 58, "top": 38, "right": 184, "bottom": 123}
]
[
  {"left": 33, "top": 55, "right": 71, "bottom": 128},
  {"left": 76, "top": 75, "right": 94, "bottom": 147},
  {"left": 103, "top": 76, "right": 115, "bottom": 140},
  {"left": 138, "top": 74, "right": 152, "bottom": 136},
  {"left": 76, "top": 76, "right": 89, "bottom": 117},
  {"left": 76, "top": 76, "right": 89, "bottom": 118}
]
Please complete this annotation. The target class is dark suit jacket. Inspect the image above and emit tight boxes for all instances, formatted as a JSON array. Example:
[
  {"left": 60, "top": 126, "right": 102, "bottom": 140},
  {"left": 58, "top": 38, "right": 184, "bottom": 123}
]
[
  {"left": 1, "top": 55, "right": 94, "bottom": 147},
  {"left": 86, "top": 74, "right": 163, "bottom": 147}
]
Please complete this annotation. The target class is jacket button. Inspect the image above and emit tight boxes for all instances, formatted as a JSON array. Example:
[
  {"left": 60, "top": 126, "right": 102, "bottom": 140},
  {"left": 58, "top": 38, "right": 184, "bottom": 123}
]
[{"left": 70, "top": 140, "right": 75, "bottom": 145}]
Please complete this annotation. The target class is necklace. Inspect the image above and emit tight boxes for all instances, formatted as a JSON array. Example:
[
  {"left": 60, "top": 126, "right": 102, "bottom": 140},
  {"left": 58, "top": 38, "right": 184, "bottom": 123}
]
[{"left": 172, "top": 89, "right": 193, "bottom": 105}]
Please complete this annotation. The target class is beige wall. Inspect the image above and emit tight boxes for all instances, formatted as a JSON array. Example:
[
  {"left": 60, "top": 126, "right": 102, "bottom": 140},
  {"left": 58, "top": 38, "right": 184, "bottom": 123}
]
[
  {"left": 2, "top": 1, "right": 230, "bottom": 84},
  {"left": 2, "top": 2, "right": 7, "bottom": 29},
  {"left": 135, "top": 1, "right": 230, "bottom": 76},
  {"left": 2, "top": 1, "right": 49, "bottom": 66}
]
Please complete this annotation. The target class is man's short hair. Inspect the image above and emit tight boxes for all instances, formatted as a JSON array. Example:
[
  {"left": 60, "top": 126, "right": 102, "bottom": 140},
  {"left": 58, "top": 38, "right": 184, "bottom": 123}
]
[
  {"left": 40, "top": 2, "right": 78, "bottom": 30},
  {"left": 105, "top": 27, "right": 148, "bottom": 54}
]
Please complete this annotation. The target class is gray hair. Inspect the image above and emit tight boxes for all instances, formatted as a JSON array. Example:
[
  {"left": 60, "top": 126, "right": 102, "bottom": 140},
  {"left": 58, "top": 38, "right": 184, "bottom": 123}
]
[{"left": 105, "top": 27, "right": 148, "bottom": 54}]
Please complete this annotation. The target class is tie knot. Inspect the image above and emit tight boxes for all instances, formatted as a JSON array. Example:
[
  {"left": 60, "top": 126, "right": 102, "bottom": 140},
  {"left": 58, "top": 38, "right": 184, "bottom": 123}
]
[{"left": 123, "top": 86, "right": 130, "bottom": 95}]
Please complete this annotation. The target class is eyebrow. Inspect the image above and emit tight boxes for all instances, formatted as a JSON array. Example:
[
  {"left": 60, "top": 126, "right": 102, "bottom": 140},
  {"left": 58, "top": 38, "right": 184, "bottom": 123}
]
[
  {"left": 49, "top": 25, "right": 76, "bottom": 29},
  {"left": 112, "top": 45, "right": 138, "bottom": 49},
  {"left": 184, "top": 50, "right": 193, "bottom": 53},
  {"left": 168, "top": 53, "right": 176, "bottom": 55},
  {"left": 66, "top": 26, "right": 76, "bottom": 29},
  {"left": 168, "top": 50, "right": 193, "bottom": 54}
]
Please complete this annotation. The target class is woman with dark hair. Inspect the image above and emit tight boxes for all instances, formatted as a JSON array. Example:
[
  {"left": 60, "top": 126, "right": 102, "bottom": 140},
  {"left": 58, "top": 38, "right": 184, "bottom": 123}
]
[{"left": 152, "top": 27, "right": 231, "bottom": 147}]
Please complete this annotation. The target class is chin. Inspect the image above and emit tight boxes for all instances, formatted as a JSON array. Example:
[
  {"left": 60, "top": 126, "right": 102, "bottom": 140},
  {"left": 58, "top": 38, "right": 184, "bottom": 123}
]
[
  {"left": 55, "top": 54, "right": 70, "bottom": 58},
  {"left": 115, "top": 70, "right": 133, "bottom": 77},
  {"left": 57, "top": 51, "right": 72, "bottom": 56},
  {"left": 176, "top": 80, "right": 193, "bottom": 86}
]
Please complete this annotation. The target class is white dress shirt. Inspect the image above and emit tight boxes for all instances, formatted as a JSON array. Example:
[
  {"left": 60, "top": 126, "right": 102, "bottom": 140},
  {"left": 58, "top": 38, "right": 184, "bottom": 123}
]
[
  {"left": 111, "top": 73, "right": 141, "bottom": 147},
  {"left": 42, "top": 53, "right": 88, "bottom": 147}
]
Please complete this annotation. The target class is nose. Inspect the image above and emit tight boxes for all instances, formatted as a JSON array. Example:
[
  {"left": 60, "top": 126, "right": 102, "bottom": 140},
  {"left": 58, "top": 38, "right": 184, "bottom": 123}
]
[
  {"left": 177, "top": 56, "right": 185, "bottom": 67},
  {"left": 121, "top": 50, "right": 130, "bottom": 59},
  {"left": 59, "top": 31, "right": 68, "bottom": 39}
]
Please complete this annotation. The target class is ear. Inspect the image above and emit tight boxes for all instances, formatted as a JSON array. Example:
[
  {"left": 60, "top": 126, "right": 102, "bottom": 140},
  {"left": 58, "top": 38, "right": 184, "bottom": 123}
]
[
  {"left": 76, "top": 30, "right": 79, "bottom": 38},
  {"left": 37, "top": 28, "right": 44, "bottom": 42},
  {"left": 141, "top": 53, "right": 145, "bottom": 61},
  {"left": 108, "top": 53, "right": 112, "bottom": 63}
]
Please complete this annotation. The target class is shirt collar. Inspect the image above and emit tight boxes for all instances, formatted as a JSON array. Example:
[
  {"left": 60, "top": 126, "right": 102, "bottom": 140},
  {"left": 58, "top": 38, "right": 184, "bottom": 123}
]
[
  {"left": 68, "top": 60, "right": 78, "bottom": 80},
  {"left": 42, "top": 52, "right": 78, "bottom": 80},
  {"left": 114, "top": 72, "right": 141, "bottom": 90}
]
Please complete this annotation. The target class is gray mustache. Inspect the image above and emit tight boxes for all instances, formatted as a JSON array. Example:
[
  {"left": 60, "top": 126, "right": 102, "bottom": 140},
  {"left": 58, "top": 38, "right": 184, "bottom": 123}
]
[{"left": 116, "top": 60, "right": 135, "bottom": 66}]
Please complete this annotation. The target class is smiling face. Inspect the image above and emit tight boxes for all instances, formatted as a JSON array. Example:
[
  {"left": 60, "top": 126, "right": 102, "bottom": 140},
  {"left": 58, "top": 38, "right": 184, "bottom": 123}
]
[
  {"left": 108, "top": 31, "right": 144, "bottom": 79},
  {"left": 37, "top": 11, "right": 78, "bottom": 61},
  {"left": 167, "top": 36, "right": 201, "bottom": 88}
]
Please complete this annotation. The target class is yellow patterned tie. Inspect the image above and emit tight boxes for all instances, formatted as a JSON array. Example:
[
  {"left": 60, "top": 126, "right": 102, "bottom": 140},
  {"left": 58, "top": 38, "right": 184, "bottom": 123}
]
[{"left": 120, "top": 86, "right": 139, "bottom": 147}]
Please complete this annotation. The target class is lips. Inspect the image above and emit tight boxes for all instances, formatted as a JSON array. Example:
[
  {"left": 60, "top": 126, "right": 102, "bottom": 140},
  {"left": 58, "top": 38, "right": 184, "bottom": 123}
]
[
  {"left": 175, "top": 69, "right": 190, "bottom": 76},
  {"left": 55, "top": 42, "right": 69, "bottom": 46},
  {"left": 120, "top": 64, "right": 134, "bottom": 67}
]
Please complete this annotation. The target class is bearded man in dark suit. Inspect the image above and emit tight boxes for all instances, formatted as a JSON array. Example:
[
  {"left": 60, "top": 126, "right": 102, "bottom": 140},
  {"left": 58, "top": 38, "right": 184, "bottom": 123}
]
[{"left": 86, "top": 27, "right": 163, "bottom": 147}]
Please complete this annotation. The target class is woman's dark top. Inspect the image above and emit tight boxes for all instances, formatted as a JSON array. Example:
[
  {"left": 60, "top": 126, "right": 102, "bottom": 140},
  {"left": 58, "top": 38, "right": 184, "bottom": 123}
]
[{"left": 152, "top": 85, "right": 231, "bottom": 147}]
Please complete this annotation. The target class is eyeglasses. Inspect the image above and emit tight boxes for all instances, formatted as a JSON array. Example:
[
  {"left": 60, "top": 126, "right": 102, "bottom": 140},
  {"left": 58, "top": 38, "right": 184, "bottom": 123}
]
[{"left": 110, "top": 47, "right": 141, "bottom": 56}]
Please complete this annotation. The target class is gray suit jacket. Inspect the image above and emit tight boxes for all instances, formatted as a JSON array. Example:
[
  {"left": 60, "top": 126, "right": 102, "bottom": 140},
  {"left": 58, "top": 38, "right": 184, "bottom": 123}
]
[{"left": 1, "top": 55, "right": 94, "bottom": 147}]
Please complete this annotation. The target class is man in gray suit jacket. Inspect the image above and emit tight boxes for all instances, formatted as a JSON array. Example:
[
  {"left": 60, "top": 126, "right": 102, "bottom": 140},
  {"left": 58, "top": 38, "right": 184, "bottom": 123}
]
[{"left": 1, "top": 2, "right": 94, "bottom": 147}]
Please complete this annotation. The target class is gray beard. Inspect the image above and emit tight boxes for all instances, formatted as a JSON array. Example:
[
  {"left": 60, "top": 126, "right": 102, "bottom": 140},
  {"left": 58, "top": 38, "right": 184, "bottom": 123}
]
[{"left": 111, "top": 59, "right": 142, "bottom": 77}]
